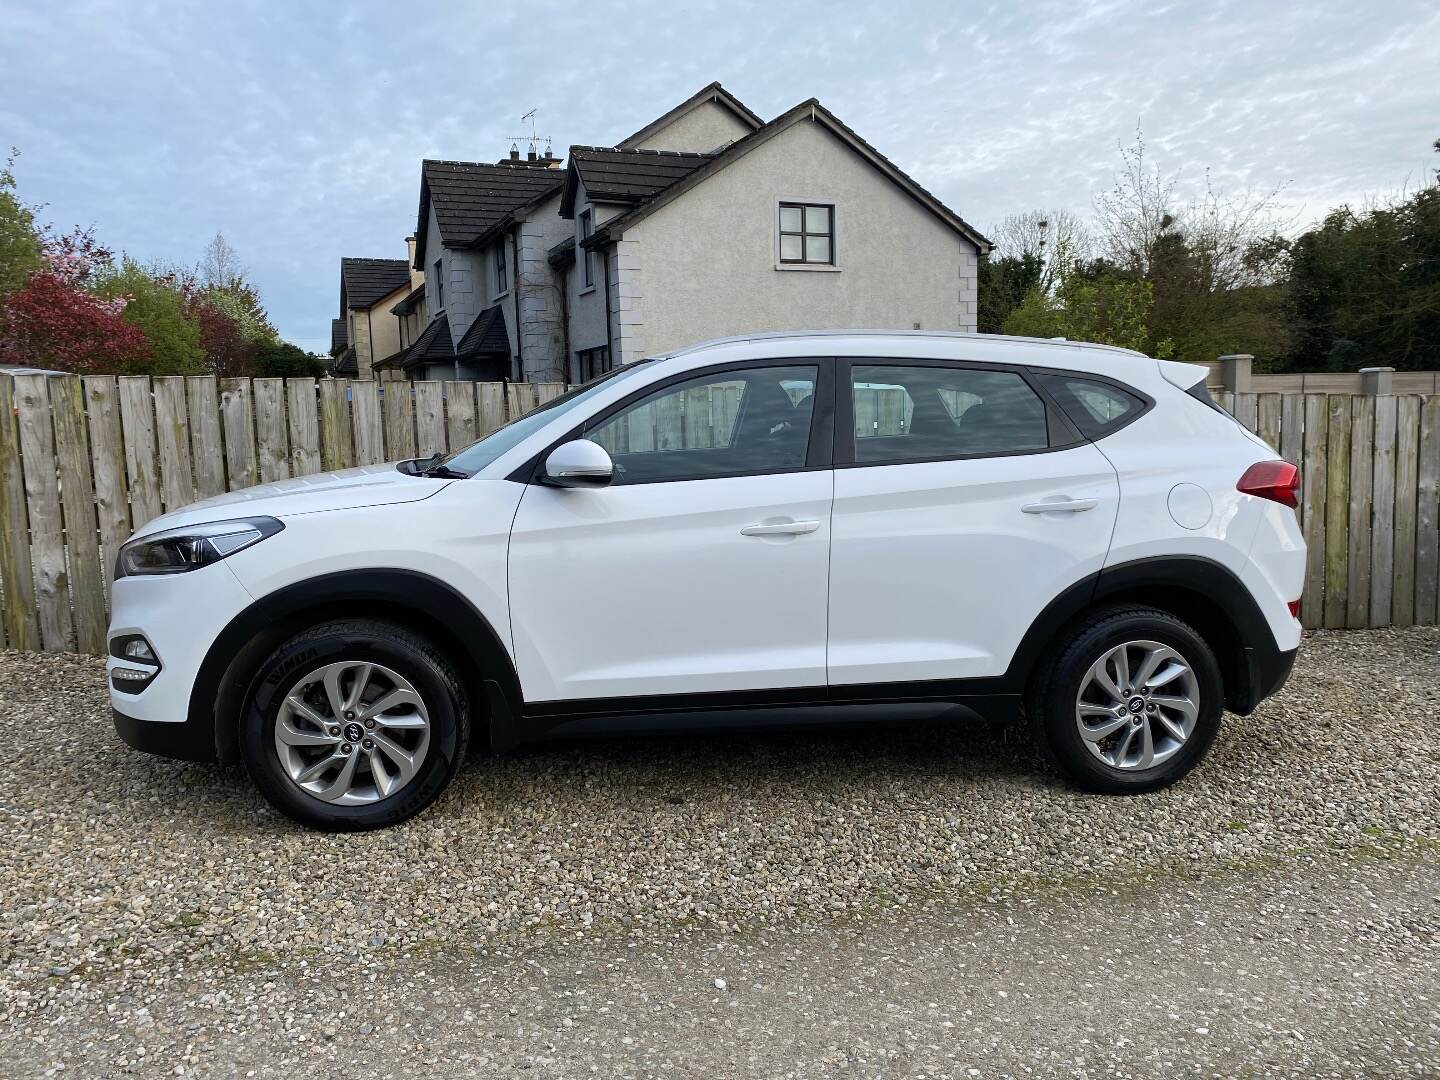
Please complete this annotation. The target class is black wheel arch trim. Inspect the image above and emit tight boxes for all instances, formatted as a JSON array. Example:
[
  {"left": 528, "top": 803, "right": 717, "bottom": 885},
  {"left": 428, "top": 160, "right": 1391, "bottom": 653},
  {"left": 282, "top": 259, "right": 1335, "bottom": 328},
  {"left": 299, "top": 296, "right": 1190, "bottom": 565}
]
[{"left": 187, "top": 568, "right": 522, "bottom": 764}]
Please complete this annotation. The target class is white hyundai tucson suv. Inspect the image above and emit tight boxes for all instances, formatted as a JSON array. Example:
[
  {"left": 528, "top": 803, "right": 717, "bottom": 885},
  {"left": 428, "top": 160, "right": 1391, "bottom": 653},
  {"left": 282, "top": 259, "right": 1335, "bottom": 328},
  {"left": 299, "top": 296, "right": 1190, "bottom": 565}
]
[{"left": 108, "top": 332, "right": 1305, "bottom": 830}]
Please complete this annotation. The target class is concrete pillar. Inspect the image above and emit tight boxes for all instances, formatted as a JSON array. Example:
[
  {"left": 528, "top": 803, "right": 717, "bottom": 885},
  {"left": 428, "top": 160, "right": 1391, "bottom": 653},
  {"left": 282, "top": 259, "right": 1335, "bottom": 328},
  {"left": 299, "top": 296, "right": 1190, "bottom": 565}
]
[
  {"left": 1359, "top": 366, "right": 1395, "bottom": 395},
  {"left": 1218, "top": 354, "right": 1254, "bottom": 393}
]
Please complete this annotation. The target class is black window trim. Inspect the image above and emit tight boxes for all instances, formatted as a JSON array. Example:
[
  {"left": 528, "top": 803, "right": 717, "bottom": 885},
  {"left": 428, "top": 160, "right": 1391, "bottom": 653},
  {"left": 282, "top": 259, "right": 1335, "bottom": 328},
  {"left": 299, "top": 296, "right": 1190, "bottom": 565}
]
[
  {"left": 511, "top": 357, "right": 837, "bottom": 486},
  {"left": 1028, "top": 366, "right": 1155, "bottom": 442},
  {"left": 833, "top": 356, "right": 1084, "bottom": 469},
  {"left": 778, "top": 201, "right": 836, "bottom": 265}
]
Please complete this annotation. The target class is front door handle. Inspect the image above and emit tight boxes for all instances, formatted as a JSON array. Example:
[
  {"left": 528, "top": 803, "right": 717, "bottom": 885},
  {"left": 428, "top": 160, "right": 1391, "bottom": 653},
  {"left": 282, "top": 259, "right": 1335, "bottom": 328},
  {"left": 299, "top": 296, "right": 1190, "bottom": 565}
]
[
  {"left": 1021, "top": 498, "right": 1099, "bottom": 514},
  {"left": 740, "top": 519, "right": 821, "bottom": 537}
]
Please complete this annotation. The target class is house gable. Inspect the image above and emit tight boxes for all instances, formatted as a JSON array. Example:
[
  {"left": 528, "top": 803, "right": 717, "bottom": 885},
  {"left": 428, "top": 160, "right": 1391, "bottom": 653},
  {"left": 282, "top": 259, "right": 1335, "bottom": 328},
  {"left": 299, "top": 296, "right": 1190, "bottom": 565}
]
[{"left": 617, "top": 81, "right": 762, "bottom": 154}]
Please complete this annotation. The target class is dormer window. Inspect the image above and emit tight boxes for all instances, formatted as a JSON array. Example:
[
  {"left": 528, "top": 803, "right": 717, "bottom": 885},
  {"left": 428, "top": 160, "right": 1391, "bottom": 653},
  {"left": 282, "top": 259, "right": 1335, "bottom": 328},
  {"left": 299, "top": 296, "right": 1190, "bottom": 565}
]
[{"left": 779, "top": 202, "right": 834, "bottom": 264}]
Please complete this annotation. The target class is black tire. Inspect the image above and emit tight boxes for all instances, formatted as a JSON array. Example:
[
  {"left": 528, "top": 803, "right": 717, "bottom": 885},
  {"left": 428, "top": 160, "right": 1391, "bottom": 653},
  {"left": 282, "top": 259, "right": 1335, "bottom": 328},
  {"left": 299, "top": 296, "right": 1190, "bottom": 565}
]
[
  {"left": 1027, "top": 605, "right": 1223, "bottom": 795},
  {"left": 240, "top": 619, "right": 469, "bottom": 831}
]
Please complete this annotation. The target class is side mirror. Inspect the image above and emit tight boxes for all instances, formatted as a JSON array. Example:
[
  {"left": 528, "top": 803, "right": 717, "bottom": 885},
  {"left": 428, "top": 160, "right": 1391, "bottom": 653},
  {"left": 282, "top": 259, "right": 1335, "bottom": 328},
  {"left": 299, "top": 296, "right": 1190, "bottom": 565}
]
[{"left": 544, "top": 439, "right": 614, "bottom": 488}]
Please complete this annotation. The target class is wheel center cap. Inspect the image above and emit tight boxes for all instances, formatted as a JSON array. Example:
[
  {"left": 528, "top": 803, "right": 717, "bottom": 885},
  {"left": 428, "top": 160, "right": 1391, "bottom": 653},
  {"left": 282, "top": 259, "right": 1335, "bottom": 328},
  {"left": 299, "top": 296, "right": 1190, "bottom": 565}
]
[
  {"left": 343, "top": 722, "right": 364, "bottom": 742},
  {"left": 1127, "top": 696, "right": 1145, "bottom": 713}
]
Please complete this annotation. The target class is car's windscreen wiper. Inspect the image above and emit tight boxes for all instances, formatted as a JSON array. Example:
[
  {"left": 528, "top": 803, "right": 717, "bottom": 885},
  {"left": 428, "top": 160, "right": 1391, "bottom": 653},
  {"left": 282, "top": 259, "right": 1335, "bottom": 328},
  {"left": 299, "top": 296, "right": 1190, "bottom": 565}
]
[{"left": 399, "top": 454, "right": 469, "bottom": 479}]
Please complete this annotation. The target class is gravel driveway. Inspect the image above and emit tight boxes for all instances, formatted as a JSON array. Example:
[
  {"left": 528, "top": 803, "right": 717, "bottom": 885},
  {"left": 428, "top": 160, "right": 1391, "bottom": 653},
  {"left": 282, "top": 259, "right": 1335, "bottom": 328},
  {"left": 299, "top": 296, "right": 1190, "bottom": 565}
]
[{"left": 2, "top": 627, "right": 1438, "bottom": 1077}]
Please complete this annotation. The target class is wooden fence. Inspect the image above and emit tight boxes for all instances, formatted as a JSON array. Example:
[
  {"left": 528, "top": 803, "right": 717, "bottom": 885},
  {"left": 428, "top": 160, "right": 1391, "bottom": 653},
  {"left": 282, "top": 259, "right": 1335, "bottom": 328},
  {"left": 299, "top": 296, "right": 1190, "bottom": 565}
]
[{"left": 0, "top": 373, "right": 1438, "bottom": 655}]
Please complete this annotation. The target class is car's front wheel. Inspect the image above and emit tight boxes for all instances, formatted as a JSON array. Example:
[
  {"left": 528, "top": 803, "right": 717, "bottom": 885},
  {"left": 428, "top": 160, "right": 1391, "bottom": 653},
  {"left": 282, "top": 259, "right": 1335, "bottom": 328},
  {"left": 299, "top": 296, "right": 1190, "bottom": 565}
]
[
  {"left": 241, "top": 619, "right": 469, "bottom": 830},
  {"left": 1028, "top": 605, "right": 1223, "bottom": 794}
]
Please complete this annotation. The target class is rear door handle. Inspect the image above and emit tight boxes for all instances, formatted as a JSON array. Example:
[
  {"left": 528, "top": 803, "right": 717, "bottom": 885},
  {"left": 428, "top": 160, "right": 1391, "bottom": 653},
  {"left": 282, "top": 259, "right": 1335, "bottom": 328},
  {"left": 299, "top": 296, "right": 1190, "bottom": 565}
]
[
  {"left": 1021, "top": 498, "right": 1099, "bottom": 514},
  {"left": 740, "top": 519, "right": 821, "bottom": 536}
]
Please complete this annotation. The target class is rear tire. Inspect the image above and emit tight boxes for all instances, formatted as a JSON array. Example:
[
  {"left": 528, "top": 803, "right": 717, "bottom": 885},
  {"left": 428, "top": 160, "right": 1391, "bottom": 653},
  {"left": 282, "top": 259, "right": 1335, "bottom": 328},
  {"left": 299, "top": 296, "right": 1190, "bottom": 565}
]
[
  {"left": 1027, "top": 605, "right": 1223, "bottom": 794},
  {"left": 240, "top": 619, "right": 469, "bottom": 831}
]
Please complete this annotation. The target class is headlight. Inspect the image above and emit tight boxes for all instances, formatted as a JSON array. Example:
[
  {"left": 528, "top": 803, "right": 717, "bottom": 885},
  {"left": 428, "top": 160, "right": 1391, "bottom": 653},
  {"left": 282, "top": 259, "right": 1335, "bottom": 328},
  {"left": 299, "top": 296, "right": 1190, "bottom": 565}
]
[{"left": 115, "top": 517, "right": 284, "bottom": 578}]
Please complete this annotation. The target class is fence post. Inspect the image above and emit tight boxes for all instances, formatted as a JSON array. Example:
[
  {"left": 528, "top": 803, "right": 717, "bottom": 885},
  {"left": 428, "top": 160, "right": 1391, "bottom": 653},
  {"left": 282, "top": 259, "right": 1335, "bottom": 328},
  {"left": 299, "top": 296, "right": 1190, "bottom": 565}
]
[
  {"left": 1218, "top": 354, "right": 1254, "bottom": 393},
  {"left": 1359, "top": 366, "right": 1395, "bottom": 395}
]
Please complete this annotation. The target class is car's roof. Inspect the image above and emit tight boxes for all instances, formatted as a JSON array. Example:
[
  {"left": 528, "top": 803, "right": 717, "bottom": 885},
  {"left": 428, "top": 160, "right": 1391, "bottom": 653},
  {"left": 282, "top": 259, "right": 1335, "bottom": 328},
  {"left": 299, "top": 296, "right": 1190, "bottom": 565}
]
[{"left": 655, "top": 330, "right": 1152, "bottom": 373}]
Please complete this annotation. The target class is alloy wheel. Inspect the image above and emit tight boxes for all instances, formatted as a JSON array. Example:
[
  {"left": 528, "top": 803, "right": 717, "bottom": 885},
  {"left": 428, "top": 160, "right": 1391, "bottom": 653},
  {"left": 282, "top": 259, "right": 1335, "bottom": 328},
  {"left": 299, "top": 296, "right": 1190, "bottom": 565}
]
[
  {"left": 273, "top": 660, "right": 431, "bottom": 805},
  {"left": 1074, "top": 639, "right": 1200, "bottom": 771}
]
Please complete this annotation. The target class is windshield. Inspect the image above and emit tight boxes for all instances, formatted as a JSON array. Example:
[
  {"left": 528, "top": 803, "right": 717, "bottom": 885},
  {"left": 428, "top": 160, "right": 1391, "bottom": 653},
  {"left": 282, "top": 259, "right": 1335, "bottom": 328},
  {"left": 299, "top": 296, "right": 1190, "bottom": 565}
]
[{"left": 438, "top": 360, "right": 657, "bottom": 476}]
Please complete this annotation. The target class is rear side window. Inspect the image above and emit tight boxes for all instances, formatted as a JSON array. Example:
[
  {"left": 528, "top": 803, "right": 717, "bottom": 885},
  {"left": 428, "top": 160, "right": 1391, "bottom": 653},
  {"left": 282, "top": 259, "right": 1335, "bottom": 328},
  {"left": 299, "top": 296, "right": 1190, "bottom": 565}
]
[
  {"left": 850, "top": 364, "right": 1049, "bottom": 463},
  {"left": 1038, "top": 375, "right": 1146, "bottom": 439}
]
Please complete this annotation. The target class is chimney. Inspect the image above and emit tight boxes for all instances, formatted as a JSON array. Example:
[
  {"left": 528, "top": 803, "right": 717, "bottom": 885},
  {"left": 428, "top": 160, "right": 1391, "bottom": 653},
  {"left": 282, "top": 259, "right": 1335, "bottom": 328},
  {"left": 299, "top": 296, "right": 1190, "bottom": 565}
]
[
  {"left": 509, "top": 143, "right": 520, "bottom": 161},
  {"left": 405, "top": 236, "right": 422, "bottom": 289},
  {"left": 527, "top": 146, "right": 538, "bottom": 161}
]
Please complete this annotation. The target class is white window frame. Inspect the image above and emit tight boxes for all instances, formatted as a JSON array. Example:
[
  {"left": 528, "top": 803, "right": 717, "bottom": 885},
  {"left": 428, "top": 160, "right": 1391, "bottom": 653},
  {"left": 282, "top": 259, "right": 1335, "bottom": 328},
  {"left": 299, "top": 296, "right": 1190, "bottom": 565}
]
[
  {"left": 774, "top": 197, "right": 841, "bottom": 272},
  {"left": 493, "top": 242, "right": 508, "bottom": 300}
]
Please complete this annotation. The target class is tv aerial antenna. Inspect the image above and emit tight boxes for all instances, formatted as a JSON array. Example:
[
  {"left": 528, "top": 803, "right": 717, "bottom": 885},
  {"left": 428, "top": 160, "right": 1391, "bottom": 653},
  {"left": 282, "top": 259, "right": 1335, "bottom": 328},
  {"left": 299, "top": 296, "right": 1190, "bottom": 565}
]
[{"left": 508, "top": 109, "right": 553, "bottom": 159}]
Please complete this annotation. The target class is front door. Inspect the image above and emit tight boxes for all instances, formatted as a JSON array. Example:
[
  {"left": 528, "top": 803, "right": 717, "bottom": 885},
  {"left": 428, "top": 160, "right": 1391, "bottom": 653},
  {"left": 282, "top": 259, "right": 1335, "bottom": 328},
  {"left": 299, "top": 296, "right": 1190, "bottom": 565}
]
[
  {"left": 828, "top": 359, "right": 1120, "bottom": 686},
  {"left": 508, "top": 361, "right": 834, "bottom": 703}
]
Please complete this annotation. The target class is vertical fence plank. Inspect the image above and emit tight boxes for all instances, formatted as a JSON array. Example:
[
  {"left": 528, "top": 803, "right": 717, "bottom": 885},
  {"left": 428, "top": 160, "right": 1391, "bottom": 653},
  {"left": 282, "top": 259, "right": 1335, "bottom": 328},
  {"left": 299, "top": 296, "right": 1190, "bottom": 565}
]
[
  {"left": 1345, "top": 395, "right": 1374, "bottom": 629},
  {"left": 153, "top": 377, "right": 194, "bottom": 512},
  {"left": 286, "top": 377, "right": 322, "bottom": 476},
  {"left": 1257, "top": 394, "right": 1282, "bottom": 450},
  {"left": 14, "top": 375, "right": 73, "bottom": 651},
  {"left": 506, "top": 381, "right": 539, "bottom": 422},
  {"left": 118, "top": 377, "right": 162, "bottom": 528},
  {"left": 220, "top": 379, "right": 258, "bottom": 491},
  {"left": 186, "top": 377, "right": 225, "bottom": 500},
  {"left": 1279, "top": 394, "right": 1304, "bottom": 469},
  {"left": 253, "top": 378, "right": 289, "bottom": 482},
  {"left": 1233, "top": 392, "right": 1259, "bottom": 433},
  {"left": 0, "top": 377, "right": 40, "bottom": 650},
  {"left": 414, "top": 382, "right": 446, "bottom": 457},
  {"left": 1415, "top": 396, "right": 1440, "bottom": 625},
  {"left": 1393, "top": 396, "right": 1421, "bottom": 626},
  {"left": 534, "top": 382, "right": 566, "bottom": 407},
  {"left": 83, "top": 376, "right": 130, "bottom": 600},
  {"left": 1300, "top": 395, "right": 1328, "bottom": 627},
  {"left": 319, "top": 379, "right": 354, "bottom": 472},
  {"left": 383, "top": 383, "right": 416, "bottom": 461},
  {"left": 51, "top": 377, "right": 106, "bottom": 654},
  {"left": 351, "top": 382, "right": 384, "bottom": 465},
  {"left": 1322, "top": 396, "right": 1351, "bottom": 628},
  {"left": 1370, "top": 394, "right": 1397, "bottom": 627},
  {"left": 478, "top": 383, "right": 506, "bottom": 436},
  {"left": 445, "top": 382, "right": 478, "bottom": 450}
]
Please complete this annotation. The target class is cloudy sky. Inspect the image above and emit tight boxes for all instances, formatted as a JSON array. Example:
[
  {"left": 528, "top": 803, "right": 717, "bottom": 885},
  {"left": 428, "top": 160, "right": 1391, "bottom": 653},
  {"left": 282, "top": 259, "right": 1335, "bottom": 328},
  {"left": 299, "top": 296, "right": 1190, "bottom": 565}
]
[{"left": 2, "top": 0, "right": 1435, "bottom": 353}]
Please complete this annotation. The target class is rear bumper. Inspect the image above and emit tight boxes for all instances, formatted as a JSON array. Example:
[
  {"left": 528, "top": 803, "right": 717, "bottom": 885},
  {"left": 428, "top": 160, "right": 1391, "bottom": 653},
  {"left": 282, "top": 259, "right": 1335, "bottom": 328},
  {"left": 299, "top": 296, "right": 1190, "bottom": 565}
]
[
  {"left": 113, "top": 706, "right": 217, "bottom": 763},
  {"left": 1230, "top": 642, "right": 1298, "bottom": 715}
]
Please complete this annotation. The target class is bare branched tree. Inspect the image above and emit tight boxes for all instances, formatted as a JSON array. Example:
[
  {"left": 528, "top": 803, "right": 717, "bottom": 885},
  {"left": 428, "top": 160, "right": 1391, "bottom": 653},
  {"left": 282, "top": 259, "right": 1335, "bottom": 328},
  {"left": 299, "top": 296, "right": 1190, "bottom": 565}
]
[
  {"left": 199, "top": 231, "right": 245, "bottom": 290},
  {"left": 988, "top": 209, "right": 1092, "bottom": 290},
  {"left": 1093, "top": 128, "right": 1292, "bottom": 290}
]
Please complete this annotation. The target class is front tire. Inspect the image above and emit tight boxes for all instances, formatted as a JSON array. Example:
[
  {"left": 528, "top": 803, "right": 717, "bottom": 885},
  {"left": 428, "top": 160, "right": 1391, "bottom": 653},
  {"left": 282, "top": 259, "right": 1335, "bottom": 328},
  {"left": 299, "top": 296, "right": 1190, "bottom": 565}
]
[
  {"left": 240, "top": 619, "right": 469, "bottom": 831},
  {"left": 1028, "top": 605, "right": 1223, "bottom": 794}
]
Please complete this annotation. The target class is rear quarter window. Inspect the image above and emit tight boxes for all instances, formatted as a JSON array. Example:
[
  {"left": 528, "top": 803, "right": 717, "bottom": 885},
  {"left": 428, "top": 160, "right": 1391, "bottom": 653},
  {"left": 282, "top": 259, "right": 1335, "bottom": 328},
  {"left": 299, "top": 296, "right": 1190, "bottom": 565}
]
[{"left": 1037, "top": 374, "right": 1148, "bottom": 440}]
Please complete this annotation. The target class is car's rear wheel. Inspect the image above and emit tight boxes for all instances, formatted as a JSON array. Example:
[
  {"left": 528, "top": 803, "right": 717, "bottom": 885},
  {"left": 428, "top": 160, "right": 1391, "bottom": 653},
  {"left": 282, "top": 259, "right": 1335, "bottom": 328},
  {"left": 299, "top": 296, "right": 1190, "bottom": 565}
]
[
  {"left": 1028, "top": 605, "right": 1223, "bottom": 794},
  {"left": 240, "top": 619, "right": 469, "bottom": 830}
]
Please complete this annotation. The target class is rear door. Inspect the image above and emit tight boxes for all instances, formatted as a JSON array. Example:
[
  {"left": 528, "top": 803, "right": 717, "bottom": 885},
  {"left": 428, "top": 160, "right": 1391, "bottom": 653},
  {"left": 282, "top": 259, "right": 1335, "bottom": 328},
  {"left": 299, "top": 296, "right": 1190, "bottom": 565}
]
[{"left": 827, "top": 359, "right": 1119, "bottom": 686}]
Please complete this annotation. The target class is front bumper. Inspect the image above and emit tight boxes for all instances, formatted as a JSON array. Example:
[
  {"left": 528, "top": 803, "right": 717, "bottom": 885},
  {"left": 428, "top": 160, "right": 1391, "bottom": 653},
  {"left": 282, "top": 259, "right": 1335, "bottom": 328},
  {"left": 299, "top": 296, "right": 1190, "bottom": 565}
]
[{"left": 113, "top": 706, "right": 217, "bottom": 763}]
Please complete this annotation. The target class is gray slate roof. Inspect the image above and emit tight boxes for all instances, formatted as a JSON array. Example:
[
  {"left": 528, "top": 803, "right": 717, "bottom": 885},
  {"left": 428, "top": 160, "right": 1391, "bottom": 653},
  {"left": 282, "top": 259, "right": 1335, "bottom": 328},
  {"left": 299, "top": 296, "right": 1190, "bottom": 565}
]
[
  {"left": 454, "top": 305, "right": 509, "bottom": 357},
  {"left": 418, "top": 161, "right": 564, "bottom": 253},
  {"left": 391, "top": 313, "right": 454, "bottom": 370},
  {"left": 330, "top": 317, "right": 348, "bottom": 356},
  {"left": 340, "top": 258, "right": 410, "bottom": 312},
  {"left": 563, "top": 148, "right": 712, "bottom": 216}
]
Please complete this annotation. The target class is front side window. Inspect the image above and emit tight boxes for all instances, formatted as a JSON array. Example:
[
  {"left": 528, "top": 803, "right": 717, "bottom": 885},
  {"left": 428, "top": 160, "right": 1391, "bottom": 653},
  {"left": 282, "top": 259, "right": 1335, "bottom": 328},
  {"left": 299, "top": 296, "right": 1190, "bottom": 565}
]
[
  {"left": 580, "top": 209, "right": 594, "bottom": 288},
  {"left": 495, "top": 243, "right": 507, "bottom": 295},
  {"left": 585, "top": 365, "right": 818, "bottom": 484},
  {"left": 432, "top": 259, "right": 444, "bottom": 310},
  {"left": 779, "top": 202, "right": 834, "bottom": 264},
  {"left": 850, "top": 364, "right": 1048, "bottom": 463}
]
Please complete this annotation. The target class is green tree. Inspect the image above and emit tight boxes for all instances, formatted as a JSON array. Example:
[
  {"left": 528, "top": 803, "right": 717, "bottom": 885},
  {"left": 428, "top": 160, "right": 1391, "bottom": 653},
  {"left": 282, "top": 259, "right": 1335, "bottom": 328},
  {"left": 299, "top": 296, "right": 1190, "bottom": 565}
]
[
  {"left": 94, "top": 260, "right": 204, "bottom": 374},
  {"left": 0, "top": 149, "right": 42, "bottom": 296},
  {"left": 977, "top": 252, "right": 1044, "bottom": 334},
  {"left": 1002, "top": 261, "right": 1161, "bottom": 354},
  {"left": 253, "top": 340, "right": 326, "bottom": 378}
]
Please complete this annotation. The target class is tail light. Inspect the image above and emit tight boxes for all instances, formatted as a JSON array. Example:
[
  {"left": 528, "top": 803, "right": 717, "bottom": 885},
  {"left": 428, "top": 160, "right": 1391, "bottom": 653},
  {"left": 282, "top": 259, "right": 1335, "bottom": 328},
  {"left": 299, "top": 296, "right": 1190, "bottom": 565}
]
[
  {"left": 1287, "top": 599, "right": 1302, "bottom": 620},
  {"left": 1237, "top": 460, "right": 1300, "bottom": 508}
]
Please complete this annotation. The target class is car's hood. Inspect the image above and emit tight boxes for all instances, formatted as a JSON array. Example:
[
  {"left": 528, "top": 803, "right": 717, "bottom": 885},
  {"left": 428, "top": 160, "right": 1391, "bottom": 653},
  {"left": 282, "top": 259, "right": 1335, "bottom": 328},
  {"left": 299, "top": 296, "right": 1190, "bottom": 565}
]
[{"left": 132, "top": 463, "right": 455, "bottom": 537}]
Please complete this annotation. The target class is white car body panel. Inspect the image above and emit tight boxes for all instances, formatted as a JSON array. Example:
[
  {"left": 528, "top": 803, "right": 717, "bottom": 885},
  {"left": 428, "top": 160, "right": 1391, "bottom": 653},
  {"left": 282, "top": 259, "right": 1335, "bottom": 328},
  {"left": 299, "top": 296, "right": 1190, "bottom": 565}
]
[
  {"left": 509, "top": 471, "right": 833, "bottom": 701},
  {"left": 828, "top": 442, "right": 1119, "bottom": 683}
]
